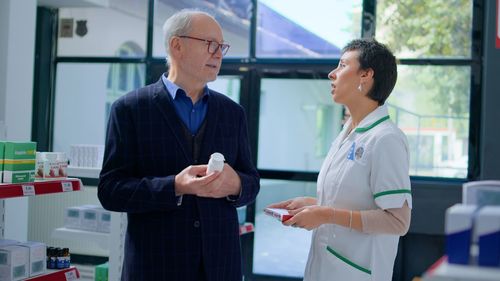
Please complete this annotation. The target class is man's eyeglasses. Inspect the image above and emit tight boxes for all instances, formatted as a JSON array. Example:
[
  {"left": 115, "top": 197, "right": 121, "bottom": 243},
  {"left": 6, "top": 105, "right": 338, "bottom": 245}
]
[{"left": 179, "top": 35, "right": 230, "bottom": 56}]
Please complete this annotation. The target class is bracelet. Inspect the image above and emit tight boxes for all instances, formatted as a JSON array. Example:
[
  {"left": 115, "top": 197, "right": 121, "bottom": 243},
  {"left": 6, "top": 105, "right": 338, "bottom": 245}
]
[{"left": 349, "top": 210, "right": 352, "bottom": 230}]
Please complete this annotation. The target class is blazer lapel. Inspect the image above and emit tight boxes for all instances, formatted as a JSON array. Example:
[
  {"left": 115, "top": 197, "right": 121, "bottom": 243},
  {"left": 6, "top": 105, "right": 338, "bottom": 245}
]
[
  {"left": 199, "top": 90, "right": 220, "bottom": 161},
  {"left": 151, "top": 78, "right": 192, "bottom": 162}
]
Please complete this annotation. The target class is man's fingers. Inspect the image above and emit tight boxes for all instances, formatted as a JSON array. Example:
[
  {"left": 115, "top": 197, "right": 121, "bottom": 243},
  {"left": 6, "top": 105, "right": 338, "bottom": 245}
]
[
  {"left": 194, "top": 170, "right": 221, "bottom": 186},
  {"left": 188, "top": 164, "right": 209, "bottom": 176}
]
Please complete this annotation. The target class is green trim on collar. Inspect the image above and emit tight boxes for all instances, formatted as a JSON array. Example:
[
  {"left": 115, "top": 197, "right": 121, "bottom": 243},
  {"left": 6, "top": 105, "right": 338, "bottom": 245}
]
[
  {"left": 326, "top": 246, "right": 372, "bottom": 275},
  {"left": 373, "top": 189, "right": 412, "bottom": 199},
  {"left": 355, "top": 115, "right": 390, "bottom": 133}
]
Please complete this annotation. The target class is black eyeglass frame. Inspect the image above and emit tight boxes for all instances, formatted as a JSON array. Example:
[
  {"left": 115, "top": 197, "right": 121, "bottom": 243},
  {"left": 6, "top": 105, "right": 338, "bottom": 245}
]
[{"left": 178, "top": 35, "right": 230, "bottom": 56}]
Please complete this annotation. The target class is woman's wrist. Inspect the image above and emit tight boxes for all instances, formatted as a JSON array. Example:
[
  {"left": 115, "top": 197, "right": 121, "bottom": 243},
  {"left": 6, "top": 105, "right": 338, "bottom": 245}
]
[{"left": 322, "top": 207, "right": 336, "bottom": 224}]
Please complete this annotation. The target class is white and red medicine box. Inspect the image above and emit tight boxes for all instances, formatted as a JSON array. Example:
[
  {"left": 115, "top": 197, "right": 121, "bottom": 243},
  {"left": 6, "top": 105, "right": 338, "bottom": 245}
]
[{"left": 264, "top": 208, "right": 293, "bottom": 222}]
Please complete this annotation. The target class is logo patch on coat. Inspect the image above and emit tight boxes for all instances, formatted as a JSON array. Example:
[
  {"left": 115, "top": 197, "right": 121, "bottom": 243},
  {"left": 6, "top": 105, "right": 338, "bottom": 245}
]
[
  {"left": 347, "top": 142, "right": 367, "bottom": 165},
  {"left": 347, "top": 142, "right": 356, "bottom": 160},
  {"left": 355, "top": 146, "right": 364, "bottom": 160}
]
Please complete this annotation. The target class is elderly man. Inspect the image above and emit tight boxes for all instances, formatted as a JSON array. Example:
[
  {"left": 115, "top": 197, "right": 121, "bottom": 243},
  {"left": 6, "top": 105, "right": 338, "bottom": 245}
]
[{"left": 98, "top": 9, "right": 260, "bottom": 281}]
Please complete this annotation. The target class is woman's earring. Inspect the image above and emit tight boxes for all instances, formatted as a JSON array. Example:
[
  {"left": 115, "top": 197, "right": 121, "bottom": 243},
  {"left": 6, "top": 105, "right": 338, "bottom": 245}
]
[{"left": 357, "top": 84, "right": 363, "bottom": 92}]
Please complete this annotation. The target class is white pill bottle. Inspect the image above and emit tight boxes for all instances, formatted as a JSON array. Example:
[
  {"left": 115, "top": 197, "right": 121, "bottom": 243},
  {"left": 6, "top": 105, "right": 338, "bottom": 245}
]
[{"left": 207, "top": 152, "right": 225, "bottom": 174}]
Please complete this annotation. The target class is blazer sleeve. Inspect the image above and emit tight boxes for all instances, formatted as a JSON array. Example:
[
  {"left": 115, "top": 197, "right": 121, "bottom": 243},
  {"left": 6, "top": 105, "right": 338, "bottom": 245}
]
[
  {"left": 229, "top": 108, "right": 260, "bottom": 207},
  {"left": 98, "top": 97, "right": 180, "bottom": 213}
]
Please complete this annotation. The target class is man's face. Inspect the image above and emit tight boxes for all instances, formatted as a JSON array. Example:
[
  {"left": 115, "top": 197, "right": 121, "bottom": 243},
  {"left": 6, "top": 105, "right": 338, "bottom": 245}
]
[{"left": 178, "top": 15, "right": 224, "bottom": 84}]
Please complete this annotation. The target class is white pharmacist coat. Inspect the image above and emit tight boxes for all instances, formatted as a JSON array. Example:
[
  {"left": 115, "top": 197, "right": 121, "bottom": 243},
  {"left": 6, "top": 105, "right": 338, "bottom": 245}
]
[{"left": 303, "top": 105, "right": 412, "bottom": 281}]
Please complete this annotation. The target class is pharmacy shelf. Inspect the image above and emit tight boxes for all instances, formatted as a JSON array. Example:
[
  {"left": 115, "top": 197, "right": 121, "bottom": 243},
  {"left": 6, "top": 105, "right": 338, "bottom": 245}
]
[
  {"left": 52, "top": 227, "right": 109, "bottom": 251},
  {"left": 27, "top": 266, "right": 80, "bottom": 280},
  {"left": 423, "top": 256, "right": 500, "bottom": 281},
  {"left": 67, "top": 166, "right": 101, "bottom": 179},
  {"left": 0, "top": 178, "right": 82, "bottom": 199},
  {"left": 239, "top": 222, "right": 254, "bottom": 235}
]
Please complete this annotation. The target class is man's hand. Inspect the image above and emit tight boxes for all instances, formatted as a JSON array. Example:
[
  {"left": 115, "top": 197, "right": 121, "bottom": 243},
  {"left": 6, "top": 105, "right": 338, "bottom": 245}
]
[
  {"left": 174, "top": 165, "right": 221, "bottom": 196},
  {"left": 197, "top": 163, "right": 241, "bottom": 198}
]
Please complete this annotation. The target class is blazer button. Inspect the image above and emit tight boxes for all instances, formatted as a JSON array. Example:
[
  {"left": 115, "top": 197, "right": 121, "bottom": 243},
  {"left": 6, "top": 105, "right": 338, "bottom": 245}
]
[{"left": 193, "top": 220, "right": 200, "bottom": 228}]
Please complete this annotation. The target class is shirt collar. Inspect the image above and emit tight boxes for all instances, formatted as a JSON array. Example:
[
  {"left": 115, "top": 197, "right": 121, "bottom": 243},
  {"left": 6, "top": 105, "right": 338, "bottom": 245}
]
[
  {"left": 349, "top": 105, "right": 391, "bottom": 133},
  {"left": 161, "top": 74, "right": 210, "bottom": 100}
]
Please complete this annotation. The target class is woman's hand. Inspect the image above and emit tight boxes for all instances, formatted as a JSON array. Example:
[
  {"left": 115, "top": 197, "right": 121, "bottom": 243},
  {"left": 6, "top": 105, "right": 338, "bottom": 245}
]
[
  {"left": 267, "top": 197, "right": 317, "bottom": 210},
  {"left": 283, "top": 206, "right": 333, "bottom": 231}
]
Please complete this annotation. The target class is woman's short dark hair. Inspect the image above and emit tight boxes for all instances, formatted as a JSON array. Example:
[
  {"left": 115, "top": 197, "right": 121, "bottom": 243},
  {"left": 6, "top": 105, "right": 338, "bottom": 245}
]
[{"left": 343, "top": 38, "right": 397, "bottom": 105}]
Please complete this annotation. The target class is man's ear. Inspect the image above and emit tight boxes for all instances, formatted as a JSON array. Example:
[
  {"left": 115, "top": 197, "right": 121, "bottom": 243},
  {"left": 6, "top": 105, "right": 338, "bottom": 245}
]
[{"left": 169, "top": 37, "right": 182, "bottom": 58}]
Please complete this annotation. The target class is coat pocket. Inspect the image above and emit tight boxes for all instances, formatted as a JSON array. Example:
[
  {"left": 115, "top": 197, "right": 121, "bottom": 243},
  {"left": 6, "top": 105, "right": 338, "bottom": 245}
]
[{"left": 325, "top": 245, "right": 372, "bottom": 281}]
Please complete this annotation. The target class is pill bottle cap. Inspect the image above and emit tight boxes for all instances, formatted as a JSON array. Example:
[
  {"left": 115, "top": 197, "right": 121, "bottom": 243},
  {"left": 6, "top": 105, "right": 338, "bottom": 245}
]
[{"left": 210, "top": 152, "right": 225, "bottom": 162}]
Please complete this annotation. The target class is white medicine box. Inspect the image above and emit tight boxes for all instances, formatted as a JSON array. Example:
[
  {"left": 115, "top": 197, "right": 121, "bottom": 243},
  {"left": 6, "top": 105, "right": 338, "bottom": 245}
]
[
  {"left": 0, "top": 245, "right": 29, "bottom": 281},
  {"left": 96, "top": 208, "right": 111, "bottom": 233},
  {"left": 18, "top": 242, "right": 46, "bottom": 277},
  {"left": 0, "top": 240, "right": 19, "bottom": 247},
  {"left": 64, "top": 206, "right": 86, "bottom": 229},
  {"left": 81, "top": 206, "right": 99, "bottom": 231}
]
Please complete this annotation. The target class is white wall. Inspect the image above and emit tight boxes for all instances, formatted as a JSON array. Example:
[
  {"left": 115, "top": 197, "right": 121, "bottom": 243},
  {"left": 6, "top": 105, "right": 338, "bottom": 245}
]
[{"left": 0, "top": 0, "right": 37, "bottom": 240}]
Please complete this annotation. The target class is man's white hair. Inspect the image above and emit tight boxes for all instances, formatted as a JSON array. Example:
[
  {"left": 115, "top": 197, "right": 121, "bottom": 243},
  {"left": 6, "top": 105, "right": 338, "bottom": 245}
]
[{"left": 162, "top": 9, "right": 215, "bottom": 65}]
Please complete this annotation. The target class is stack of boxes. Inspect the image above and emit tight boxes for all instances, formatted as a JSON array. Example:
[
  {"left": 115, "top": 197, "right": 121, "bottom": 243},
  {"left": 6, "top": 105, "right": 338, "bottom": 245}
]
[
  {"left": 445, "top": 180, "right": 500, "bottom": 268},
  {"left": 69, "top": 144, "right": 104, "bottom": 168},
  {"left": 0, "top": 239, "right": 46, "bottom": 281},
  {"left": 0, "top": 140, "right": 72, "bottom": 183},
  {"left": 65, "top": 205, "right": 111, "bottom": 233},
  {"left": 1, "top": 142, "right": 36, "bottom": 183},
  {"left": 35, "top": 152, "right": 68, "bottom": 181}
]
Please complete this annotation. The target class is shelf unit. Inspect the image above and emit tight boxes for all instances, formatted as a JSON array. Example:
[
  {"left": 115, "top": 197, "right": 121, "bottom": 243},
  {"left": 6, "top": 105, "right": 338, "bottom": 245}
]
[
  {"left": 0, "top": 179, "right": 83, "bottom": 280},
  {"left": 26, "top": 267, "right": 80, "bottom": 281},
  {"left": 52, "top": 227, "right": 109, "bottom": 251},
  {"left": 423, "top": 256, "right": 500, "bottom": 281},
  {"left": 0, "top": 178, "right": 83, "bottom": 199},
  {"left": 66, "top": 166, "right": 101, "bottom": 179}
]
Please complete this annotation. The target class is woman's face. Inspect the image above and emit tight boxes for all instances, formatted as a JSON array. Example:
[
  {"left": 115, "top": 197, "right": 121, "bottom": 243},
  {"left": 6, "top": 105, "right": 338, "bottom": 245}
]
[{"left": 328, "top": 50, "right": 362, "bottom": 105}]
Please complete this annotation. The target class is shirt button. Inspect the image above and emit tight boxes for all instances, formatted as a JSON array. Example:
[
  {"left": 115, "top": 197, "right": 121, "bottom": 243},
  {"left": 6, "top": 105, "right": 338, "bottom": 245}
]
[{"left": 193, "top": 220, "right": 200, "bottom": 228}]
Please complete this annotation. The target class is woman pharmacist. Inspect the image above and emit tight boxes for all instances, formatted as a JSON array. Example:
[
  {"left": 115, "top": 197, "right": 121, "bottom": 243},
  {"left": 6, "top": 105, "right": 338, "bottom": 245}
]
[{"left": 268, "top": 38, "right": 412, "bottom": 281}]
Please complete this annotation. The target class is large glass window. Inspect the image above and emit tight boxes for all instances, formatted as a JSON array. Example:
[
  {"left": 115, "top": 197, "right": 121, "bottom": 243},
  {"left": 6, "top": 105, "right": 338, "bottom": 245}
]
[
  {"left": 253, "top": 179, "right": 315, "bottom": 278},
  {"left": 256, "top": 0, "right": 362, "bottom": 58},
  {"left": 53, "top": 63, "right": 145, "bottom": 155},
  {"left": 387, "top": 65, "right": 470, "bottom": 178},
  {"left": 376, "top": 0, "right": 472, "bottom": 58},
  {"left": 153, "top": 0, "right": 251, "bottom": 58},
  {"left": 207, "top": 76, "right": 241, "bottom": 103},
  {"left": 258, "top": 78, "right": 344, "bottom": 172},
  {"left": 57, "top": 0, "right": 148, "bottom": 57},
  {"left": 374, "top": 0, "right": 473, "bottom": 178}
]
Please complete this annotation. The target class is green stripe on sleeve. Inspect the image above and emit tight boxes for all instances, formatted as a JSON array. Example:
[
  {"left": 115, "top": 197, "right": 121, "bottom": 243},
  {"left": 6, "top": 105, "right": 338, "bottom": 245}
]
[
  {"left": 326, "top": 246, "right": 372, "bottom": 275},
  {"left": 373, "top": 189, "right": 412, "bottom": 199}
]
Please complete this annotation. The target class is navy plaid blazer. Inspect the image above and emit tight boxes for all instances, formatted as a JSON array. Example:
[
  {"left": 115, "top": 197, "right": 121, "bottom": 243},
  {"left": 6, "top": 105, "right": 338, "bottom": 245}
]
[{"left": 98, "top": 77, "right": 260, "bottom": 281}]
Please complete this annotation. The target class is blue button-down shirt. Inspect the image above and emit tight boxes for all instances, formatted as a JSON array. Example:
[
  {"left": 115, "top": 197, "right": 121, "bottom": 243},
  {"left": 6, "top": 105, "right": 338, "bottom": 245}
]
[{"left": 161, "top": 75, "right": 209, "bottom": 135}]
